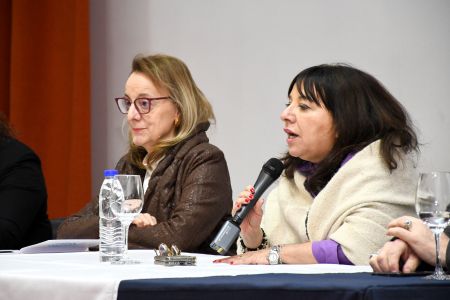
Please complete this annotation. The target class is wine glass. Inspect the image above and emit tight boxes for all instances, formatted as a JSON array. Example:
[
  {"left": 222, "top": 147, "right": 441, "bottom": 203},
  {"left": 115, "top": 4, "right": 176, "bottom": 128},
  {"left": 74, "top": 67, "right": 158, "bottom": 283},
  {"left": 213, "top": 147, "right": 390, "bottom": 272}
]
[
  {"left": 415, "top": 172, "right": 450, "bottom": 280},
  {"left": 110, "top": 174, "right": 144, "bottom": 264}
]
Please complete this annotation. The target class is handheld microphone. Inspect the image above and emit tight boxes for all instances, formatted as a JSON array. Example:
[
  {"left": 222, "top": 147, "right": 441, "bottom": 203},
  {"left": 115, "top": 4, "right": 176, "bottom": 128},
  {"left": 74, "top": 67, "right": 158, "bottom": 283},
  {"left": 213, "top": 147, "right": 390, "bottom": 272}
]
[{"left": 210, "top": 158, "right": 284, "bottom": 254}]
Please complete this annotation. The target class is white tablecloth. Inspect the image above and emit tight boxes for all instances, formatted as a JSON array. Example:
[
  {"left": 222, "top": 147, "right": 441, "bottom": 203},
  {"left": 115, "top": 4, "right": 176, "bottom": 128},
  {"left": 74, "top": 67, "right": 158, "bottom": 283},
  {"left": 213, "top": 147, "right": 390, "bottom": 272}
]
[{"left": 0, "top": 250, "right": 371, "bottom": 300}]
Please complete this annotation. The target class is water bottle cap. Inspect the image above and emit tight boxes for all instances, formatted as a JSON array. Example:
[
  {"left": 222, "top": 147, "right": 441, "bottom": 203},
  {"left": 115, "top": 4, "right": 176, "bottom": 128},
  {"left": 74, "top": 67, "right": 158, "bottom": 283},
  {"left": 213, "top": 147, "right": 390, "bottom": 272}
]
[{"left": 103, "top": 169, "right": 119, "bottom": 177}]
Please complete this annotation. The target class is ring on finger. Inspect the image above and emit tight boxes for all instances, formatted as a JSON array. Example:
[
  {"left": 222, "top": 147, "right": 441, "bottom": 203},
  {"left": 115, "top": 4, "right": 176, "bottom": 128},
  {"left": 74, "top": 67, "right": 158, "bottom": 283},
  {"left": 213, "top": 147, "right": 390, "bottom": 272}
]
[
  {"left": 404, "top": 220, "right": 412, "bottom": 231},
  {"left": 369, "top": 253, "right": 378, "bottom": 259}
]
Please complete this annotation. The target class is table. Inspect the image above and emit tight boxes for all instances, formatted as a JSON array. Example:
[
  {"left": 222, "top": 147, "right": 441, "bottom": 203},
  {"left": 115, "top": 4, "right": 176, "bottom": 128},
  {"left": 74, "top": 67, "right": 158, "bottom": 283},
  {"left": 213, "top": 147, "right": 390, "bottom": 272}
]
[
  {"left": 119, "top": 272, "right": 450, "bottom": 300},
  {"left": 1, "top": 250, "right": 449, "bottom": 300}
]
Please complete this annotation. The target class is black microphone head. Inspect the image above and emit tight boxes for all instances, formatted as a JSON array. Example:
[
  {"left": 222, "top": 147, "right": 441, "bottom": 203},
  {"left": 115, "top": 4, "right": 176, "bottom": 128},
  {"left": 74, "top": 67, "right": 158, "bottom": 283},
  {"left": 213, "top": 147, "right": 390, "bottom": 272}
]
[{"left": 262, "top": 158, "right": 284, "bottom": 179}]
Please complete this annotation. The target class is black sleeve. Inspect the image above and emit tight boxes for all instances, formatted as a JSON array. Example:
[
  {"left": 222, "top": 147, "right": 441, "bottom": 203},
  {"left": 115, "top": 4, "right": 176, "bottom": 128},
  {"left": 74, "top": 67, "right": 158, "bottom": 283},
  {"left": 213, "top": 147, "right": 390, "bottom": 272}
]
[{"left": 0, "top": 139, "right": 51, "bottom": 249}]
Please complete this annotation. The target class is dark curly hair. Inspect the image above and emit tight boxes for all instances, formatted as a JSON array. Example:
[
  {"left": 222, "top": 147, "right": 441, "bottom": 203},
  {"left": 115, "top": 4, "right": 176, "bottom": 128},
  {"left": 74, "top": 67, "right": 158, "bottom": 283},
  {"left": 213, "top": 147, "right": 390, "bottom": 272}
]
[{"left": 282, "top": 64, "right": 419, "bottom": 196}]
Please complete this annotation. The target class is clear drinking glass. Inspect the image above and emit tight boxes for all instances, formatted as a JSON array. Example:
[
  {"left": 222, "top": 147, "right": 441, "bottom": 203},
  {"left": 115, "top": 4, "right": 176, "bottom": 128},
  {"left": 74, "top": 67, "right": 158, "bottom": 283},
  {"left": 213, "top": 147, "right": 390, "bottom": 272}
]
[
  {"left": 415, "top": 172, "right": 450, "bottom": 280},
  {"left": 110, "top": 174, "right": 144, "bottom": 264}
]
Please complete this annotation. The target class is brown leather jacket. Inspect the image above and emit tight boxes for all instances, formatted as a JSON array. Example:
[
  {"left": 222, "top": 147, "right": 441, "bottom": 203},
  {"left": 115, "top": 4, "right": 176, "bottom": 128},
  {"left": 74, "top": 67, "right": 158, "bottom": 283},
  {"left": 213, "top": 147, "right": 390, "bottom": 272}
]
[{"left": 57, "top": 123, "right": 233, "bottom": 254}]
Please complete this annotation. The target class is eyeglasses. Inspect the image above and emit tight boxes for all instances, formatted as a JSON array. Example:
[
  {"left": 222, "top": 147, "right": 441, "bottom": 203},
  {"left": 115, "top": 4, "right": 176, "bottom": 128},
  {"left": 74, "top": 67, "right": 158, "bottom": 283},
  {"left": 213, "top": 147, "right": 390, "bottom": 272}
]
[{"left": 115, "top": 96, "right": 171, "bottom": 114}]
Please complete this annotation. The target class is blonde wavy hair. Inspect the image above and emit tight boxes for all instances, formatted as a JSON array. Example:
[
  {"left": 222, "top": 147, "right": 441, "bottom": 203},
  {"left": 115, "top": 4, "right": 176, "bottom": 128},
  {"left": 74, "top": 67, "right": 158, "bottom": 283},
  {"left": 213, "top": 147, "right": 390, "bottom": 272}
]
[{"left": 127, "top": 54, "right": 215, "bottom": 168}]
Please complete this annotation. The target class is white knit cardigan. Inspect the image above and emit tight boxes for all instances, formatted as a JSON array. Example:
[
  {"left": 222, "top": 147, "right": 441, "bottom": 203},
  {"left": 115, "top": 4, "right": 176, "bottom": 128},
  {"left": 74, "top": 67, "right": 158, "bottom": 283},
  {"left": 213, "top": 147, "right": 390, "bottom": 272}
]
[{"left": 260, "top": 140, "right": 418, "bottom": 265}]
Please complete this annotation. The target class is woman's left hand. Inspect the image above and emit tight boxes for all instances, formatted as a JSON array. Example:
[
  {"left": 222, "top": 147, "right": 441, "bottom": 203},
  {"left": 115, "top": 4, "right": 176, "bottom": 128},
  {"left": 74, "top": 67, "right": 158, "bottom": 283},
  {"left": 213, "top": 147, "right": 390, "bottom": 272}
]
[
  {"left": 132, "top": 213, "right": 157, "bottom": 228},
  {"left": 213, "top": 249, "right": 270, "bottom": 265},
  {"left": 386, "top": 216, "right": 439, "bottom": 266}
]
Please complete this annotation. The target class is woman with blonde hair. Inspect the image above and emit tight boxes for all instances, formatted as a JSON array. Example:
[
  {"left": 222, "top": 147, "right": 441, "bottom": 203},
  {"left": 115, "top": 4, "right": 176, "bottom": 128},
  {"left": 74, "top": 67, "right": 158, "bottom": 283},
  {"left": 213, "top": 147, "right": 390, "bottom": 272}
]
[{"left": 58, "top": 54, "right": 233, "bottom": 254}]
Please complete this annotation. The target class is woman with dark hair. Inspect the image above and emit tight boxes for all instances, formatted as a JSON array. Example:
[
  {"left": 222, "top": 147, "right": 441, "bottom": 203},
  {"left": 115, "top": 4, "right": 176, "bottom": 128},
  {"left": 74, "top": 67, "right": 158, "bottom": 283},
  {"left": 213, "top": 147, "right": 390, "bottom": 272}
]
[
  {"left": 215, "top": 64, "right": 419, "bottom": 265},
  {"left": 0, "top": 114, "right": 52, "bottom": 249},
  {"left": 57, "top": 54, "right": 233, "bottom": 254}
]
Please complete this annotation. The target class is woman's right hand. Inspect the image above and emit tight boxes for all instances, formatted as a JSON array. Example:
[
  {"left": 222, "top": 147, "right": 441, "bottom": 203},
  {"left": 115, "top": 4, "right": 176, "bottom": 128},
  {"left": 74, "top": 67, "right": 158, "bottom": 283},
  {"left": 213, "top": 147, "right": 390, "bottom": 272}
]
[
  {"left": 132, "top": 213, "right": 157, "bottom": 228},
  {"left": 369, "top": 238, "right": 421, "bottom": 273},
  {"left": 232, "top": 185, "right": 264, "bottom": 248}
]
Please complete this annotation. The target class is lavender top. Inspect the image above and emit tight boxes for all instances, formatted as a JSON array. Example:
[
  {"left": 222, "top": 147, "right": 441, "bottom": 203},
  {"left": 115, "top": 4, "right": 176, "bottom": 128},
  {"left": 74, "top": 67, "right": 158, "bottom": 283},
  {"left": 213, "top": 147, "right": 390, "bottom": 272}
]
[{"left": 312, "top": 240, "right": 353, "bottom": 264}]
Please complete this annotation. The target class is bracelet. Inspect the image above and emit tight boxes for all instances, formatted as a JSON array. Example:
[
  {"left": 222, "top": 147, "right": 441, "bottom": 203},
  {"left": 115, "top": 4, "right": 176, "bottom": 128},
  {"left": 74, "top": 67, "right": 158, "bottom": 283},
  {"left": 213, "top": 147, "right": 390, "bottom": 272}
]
[{"left": 240, "top": 228, "right": 269, "bottom": 253}]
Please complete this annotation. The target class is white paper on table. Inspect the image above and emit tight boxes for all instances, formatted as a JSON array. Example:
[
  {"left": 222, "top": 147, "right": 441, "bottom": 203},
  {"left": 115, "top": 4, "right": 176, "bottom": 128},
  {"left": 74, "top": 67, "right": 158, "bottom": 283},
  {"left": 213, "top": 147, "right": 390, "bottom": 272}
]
[{"left": 19, "top": 239, "right": 99, "bottom": 254}]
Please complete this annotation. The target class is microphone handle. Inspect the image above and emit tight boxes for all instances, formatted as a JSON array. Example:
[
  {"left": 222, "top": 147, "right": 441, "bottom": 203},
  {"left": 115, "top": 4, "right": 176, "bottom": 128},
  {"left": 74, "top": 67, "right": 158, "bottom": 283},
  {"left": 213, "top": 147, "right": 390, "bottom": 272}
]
[{"left": 232, "top": 173, "right": 274, "bottom": 224}]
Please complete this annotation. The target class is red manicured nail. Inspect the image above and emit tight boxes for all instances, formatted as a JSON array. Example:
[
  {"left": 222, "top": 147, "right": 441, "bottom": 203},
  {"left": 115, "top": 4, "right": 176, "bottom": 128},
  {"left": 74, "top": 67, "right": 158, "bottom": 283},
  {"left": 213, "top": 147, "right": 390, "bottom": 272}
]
[
  {"left": 248, "top": 194, "right": 254, "bottom": 199},
  {"left": 245, "top": 198, "right": 251, "bottom": 203},
  {"left": 250, "top": 187, "right": 255, "bottom": 193}
]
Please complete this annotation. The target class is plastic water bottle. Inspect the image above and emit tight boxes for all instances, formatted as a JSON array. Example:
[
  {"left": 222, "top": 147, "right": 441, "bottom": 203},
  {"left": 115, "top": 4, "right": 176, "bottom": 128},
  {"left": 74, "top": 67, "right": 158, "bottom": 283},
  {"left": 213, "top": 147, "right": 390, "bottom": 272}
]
[{"left": 99, "top": 169, "right": 123, "bottom": 262}]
